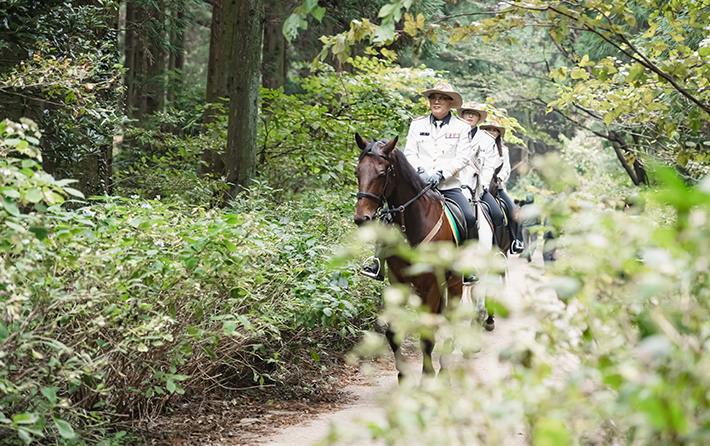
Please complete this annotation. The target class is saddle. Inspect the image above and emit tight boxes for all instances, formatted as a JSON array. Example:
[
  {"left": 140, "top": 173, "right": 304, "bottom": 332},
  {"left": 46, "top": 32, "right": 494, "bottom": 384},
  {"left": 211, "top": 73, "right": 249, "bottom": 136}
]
[
  {"left": 444, "top": 198, "right": 477, "bottom": 246},
  {"left": 495, "top": 196, "right": 510, "bottom": 226}
]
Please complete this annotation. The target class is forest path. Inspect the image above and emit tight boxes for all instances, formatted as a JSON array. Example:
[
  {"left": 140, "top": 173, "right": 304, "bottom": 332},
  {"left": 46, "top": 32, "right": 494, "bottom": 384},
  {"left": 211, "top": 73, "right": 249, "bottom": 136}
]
[{"left": 231, "top": 249, "right": 564, "bottom": 446}]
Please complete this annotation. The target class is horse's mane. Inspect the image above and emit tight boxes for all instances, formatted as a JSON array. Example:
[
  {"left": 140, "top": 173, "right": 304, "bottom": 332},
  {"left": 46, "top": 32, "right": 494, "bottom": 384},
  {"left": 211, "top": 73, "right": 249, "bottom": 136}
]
[
  {"left": 360, "top": 139, "right": 441, "bottom": 201},
  {"left": 388, "top": 142, "right": 441, "bottom": 201}
]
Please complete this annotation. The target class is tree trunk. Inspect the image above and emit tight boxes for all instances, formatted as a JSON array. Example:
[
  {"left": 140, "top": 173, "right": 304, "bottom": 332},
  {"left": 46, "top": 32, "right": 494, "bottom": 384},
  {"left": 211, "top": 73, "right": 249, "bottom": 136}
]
[
  {"left": 262, "top": 0, "right": 287, "bottom": 90},
  {"left": 145, "top": 2, "right": 166, "bottom": 115},
  {"left": 201, "top": 0, "right": 233, "bottom": 177},
  {"left": 125, "top": 1, "right": 165, "bottom": 119},
  {"left": 167, "top": 9, "right": 185, "bottom": 105},
  {"left": 225, "top": 0, "right": 264, "bottom": 195}
]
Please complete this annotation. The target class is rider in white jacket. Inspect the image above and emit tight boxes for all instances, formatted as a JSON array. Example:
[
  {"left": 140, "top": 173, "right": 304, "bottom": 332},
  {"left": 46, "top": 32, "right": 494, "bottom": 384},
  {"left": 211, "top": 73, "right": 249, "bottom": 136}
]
[
  {"left": 361, "top": 82, "right": 476, "bottom": 281},
  {"left": 457, "top": 102, "right": 505, "bottom": 244},
  {"left": 478, "top": 117, "right": 524, "bottom": 254}
]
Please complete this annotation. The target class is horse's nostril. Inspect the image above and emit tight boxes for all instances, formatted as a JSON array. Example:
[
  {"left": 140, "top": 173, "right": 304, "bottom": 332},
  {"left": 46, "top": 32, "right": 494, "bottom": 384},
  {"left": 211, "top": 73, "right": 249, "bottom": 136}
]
[{"left": 364, "top": 216, "right": 371, "bottom": 221}]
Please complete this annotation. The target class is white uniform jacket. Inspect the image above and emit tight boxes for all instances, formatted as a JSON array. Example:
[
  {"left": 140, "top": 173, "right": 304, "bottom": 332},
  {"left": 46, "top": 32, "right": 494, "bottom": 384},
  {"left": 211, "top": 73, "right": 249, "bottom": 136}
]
[
  {"left": 498, "top": 145, "right": 511, "bottom": 187},
  {"left": 478, "top": 129, "right": 504, "bottom": 188},
  {"left": 404, "top": 113, "right": 473, "bottom": 191},
  {"left": 457, "top": 127, "right": 485, "bottom": 192}
]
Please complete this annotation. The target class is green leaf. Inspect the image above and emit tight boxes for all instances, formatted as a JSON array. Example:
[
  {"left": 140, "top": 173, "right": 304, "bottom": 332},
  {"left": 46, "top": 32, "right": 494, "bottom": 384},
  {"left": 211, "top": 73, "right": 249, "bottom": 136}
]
[
  {"left": 283, "top": 13, "right": 304, "bottom": 41},
  {"left": 310, "top": 350, "right": 320, "bottom": 362},
  {"left": 166, "top": 380, "right": 176, "bottom": 393},
  {"left": 627, "top": 63, "right": 645, "bottom": 82},
  {"left": 6, "top": 220, "right": 25, "bottom": 233},
  {"left": 62, "top": 187, "right": 85, "bottom": 198},
  {"left": 223, "top": 320, "right": 237, "bottom": 335},
  {"left": 224, "top": 240, "right": 238, "bottom": 253},
  {"left": 53, "top": 417, "right": 76, "bottom": 439},
  {"left": 699, "top": 47, "right": 710, "bottom": 57},
  {"left": 2, "top": 197, "right": 20, "bottom": 216},
  {"left": 24, "top": 188, "right": 42, "bottom": 203},
  {"left": 13, "top": 413, "right": 38, "bottom": 425},
  {"left": 311, "top": 6, "right": 326, "bottom": 22},
  {"left": 303, "top": 0, "right": 318, "bottom": 12},
  {"left": 41, "top": 387, "right": 58, "bottom": 405}
]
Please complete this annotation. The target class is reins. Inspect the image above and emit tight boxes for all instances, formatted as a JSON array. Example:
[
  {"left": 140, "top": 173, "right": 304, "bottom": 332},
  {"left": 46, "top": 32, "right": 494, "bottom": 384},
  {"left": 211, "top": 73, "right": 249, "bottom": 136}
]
[
  {"left": 376, "top": 182, "right": 434, "bottom": 219},
  {"left": 356, "top": 141, "right": 443, "bottom": 243}
]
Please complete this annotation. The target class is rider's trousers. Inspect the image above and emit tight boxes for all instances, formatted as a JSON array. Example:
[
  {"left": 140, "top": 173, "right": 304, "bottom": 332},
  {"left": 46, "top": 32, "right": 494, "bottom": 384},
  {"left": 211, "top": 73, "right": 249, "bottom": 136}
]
[{"left": 480, "top": 190, "right": 504, "bottom": 228}]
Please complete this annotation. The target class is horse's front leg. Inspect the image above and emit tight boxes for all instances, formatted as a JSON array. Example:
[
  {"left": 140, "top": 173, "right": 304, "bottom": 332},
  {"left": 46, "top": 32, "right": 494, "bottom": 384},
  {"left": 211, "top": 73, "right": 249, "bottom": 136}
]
[
  {"left": 418, "top": 278, "right": 443, "bottom": 377},
  {"left": 385, "top": 325, "right": 406, "bottom": 383}
]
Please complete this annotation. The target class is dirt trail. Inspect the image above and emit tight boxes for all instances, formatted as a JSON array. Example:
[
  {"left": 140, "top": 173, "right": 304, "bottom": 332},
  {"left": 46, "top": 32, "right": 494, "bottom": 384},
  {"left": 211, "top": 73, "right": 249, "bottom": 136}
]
[{"left": 245, "top": 250, "right": 562, "bottom": 446}]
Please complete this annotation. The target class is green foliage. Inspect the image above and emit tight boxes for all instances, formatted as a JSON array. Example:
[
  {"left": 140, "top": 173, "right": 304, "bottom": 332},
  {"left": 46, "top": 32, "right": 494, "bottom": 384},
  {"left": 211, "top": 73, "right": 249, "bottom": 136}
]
[
  {"left": 114, "top": 108, "right": 227, "bottom": 205},
  {"left": 321, "top": 135, "right": 710, "bottom": 445},
  {"left": 0, "top": 0, "right": 123, "bottom": 196},
  {"left": 258, "top": 58, "right": 436, "bottom": 192},
  {"left": 0, "top": 121, "right": 382, "bottom": 444}
]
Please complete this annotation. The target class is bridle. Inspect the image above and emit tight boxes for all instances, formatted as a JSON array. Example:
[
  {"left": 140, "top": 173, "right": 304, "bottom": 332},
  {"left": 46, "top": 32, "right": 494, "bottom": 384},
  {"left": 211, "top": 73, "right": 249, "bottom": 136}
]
[
  {"left": 356, "top": 143, "right": 394, "bottom": 210},
  {"left": 356, "top": 141, "right": 435, "bottom": 220}
]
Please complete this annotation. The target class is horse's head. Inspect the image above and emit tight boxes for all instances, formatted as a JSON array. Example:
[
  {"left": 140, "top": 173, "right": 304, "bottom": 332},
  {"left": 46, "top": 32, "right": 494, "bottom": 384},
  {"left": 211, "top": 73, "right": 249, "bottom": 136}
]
[
  {"left": 489, "top": 163, "right": 504, "bottom": 198},
  {"left": 353, "top": 133, "right": 399, "bottom": 226}
]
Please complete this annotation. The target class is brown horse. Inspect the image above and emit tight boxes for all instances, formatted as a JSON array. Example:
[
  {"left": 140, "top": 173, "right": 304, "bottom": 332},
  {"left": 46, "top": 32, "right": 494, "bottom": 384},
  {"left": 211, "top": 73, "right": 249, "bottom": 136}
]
[{"left": 353, "top": 134, "right": 463, "bottom": 380}]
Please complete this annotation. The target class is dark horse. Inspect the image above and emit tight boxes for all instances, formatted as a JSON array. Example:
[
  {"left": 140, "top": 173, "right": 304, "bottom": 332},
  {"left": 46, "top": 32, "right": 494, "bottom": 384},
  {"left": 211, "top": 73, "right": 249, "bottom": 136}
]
[{"left": 353, "top": 134, "right": 463, "bottom": 379}]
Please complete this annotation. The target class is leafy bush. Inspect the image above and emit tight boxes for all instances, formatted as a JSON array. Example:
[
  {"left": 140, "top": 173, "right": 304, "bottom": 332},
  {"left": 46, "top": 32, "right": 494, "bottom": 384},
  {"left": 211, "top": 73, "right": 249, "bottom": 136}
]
[{"left": 0, "top": 120, "right": 382, "bottom": 444}]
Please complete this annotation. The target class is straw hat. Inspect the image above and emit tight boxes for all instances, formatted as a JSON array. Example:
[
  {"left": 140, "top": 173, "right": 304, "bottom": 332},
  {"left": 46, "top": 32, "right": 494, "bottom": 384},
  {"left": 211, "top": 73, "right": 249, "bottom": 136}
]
[
  {"left": 457, "top": 101, "right": 488, "bottom": 122},
  {"left": 480, "top": 116, "right": 506, "bottom": 138},
  {"left": 421, "top": 82, "right": 463, "bottom": 109}
]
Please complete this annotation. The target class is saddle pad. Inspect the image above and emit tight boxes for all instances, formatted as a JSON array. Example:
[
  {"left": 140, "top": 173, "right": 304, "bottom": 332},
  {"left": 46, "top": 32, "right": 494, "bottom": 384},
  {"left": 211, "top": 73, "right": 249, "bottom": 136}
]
[
  {"left": 495, "top": 197, "right": 509, "bottom": 226},
  {"left": 444, "top": 198, "right": 466, "bottom": 247}
]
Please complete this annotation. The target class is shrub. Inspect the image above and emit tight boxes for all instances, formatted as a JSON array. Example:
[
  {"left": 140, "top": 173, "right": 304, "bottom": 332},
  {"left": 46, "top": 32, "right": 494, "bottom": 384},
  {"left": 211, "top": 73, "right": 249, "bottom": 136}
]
[{"left": 0, "top": 120, "right": 382, "bottom": 444}]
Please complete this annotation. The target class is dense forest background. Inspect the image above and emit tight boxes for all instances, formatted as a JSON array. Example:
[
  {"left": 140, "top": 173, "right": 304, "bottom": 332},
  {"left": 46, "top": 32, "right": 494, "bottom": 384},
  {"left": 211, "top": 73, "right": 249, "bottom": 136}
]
[{"left": 1, "top": 0, "right": 710, "bottom": 444}]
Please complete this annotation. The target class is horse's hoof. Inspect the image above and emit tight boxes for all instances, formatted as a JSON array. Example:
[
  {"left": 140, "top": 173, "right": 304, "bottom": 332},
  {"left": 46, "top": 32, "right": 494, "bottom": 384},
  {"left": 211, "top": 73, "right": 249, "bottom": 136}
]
[{"left": 485, "top": 316, "right": 495, "bottom": 332}]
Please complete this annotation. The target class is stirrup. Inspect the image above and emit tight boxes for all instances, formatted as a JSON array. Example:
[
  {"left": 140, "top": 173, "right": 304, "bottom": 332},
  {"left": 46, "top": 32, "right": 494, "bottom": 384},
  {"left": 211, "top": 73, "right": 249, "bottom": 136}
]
[
  {"left": 462, "top": 265, "right": 480, "bottom": 286},
  {"left": 511, "top": 239, "right": 524, "bottom": 254},
  {"left": 360, "top": 257, "right": 384, "bottom": 281}
]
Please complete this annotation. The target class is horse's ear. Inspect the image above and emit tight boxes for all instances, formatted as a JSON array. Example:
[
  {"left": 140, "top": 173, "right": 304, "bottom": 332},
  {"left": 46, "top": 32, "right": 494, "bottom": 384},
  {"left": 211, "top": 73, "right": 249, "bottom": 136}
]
[
  {"left": 381, "top": 136, "right": 399, "bottom": 155},
  {"left": 355, "top": 133, "right": 368, "bottom": 151}
]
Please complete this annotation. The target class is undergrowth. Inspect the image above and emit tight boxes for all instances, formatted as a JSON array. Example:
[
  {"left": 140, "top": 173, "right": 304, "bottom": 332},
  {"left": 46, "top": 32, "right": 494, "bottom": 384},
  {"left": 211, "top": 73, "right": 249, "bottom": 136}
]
[{"left": 0, "top": 120, "right": 382, "bottom": 444}]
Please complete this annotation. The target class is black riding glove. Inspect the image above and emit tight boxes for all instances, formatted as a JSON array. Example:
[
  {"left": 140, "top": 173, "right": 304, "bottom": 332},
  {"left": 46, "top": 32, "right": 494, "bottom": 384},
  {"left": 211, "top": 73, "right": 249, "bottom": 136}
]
[{"left": 428, "top": 170, "right": 444, "bottom": 186}]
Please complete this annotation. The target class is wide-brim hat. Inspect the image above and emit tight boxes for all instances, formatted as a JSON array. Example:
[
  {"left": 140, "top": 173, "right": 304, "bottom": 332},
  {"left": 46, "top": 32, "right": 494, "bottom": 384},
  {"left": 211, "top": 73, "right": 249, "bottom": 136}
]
[
  {"left": 480, "top": 116, "right": 506, "bottom": 138},
  {"left": 421, "top": 82, "right": 463, "bottom": 109},
  {"left": 457, "top": 101, "right": 488, "bottom": 122}
]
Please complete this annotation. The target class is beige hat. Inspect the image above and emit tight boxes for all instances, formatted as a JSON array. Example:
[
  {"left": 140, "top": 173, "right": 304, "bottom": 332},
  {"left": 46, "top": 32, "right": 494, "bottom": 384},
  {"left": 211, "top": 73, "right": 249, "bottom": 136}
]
[
  {"left": 480, "top": 116, "right": 506, "bottom": 138},
  {"left": 421, "top": 82, "right": 463, "bottom": 109},
  {"left": 457, "top": 101, "right": 488, "bottom": 122}
]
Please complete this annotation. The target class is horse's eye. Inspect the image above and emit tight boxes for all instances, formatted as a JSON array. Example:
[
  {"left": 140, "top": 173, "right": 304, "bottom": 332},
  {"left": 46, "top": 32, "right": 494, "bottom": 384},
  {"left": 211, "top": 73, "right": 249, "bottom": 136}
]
[{"left": 377, "top": 172, "right": 386, "bottom": 178}]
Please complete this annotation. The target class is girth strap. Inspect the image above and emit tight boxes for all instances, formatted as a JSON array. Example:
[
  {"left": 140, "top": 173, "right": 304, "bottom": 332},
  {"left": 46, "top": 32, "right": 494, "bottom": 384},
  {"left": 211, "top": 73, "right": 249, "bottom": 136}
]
[{"left": 421, "top": 202, "right": 445, "bottom": 245}]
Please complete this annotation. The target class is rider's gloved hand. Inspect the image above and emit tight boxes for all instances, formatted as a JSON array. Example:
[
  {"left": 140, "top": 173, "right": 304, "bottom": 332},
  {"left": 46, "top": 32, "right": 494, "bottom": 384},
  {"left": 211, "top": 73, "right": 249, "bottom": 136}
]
[
  {"left": 416, "top": 167, "right": 430, "bottom": 184},
  {"left": 428, "top": 170, "right": 444, "bottom": 186}
]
